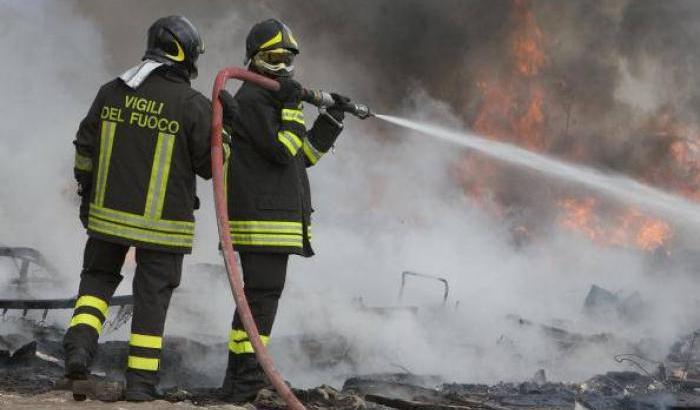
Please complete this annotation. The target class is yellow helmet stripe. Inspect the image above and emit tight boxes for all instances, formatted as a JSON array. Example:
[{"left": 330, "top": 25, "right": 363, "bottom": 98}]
[
  {"left": 287, "top": 30, "right": 298, "bottom": 48},
  {"left": 165, "top": 40, "right": 185, "bottom": 62},
  {"left": 259, "top": 31, "right": 282, "bottom": 49}
]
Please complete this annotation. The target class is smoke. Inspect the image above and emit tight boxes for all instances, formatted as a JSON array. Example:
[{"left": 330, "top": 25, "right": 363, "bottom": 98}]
[
  {"left": 1, "top": 0, "right": 699, "bottom": 390},
  {"left": 0, "top": 1, "right": 106, "bottom": 299},
  {"left": 275, "top": 89, "right": 700, "bottom": 386},
  {"left": 618, "top": 1, "right": 700, "bottom": 120}
]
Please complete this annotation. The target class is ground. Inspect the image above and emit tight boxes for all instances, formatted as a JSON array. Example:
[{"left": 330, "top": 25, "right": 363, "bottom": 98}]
[{"left": 0, "top": 391, "right": 247, "bottom": 410}]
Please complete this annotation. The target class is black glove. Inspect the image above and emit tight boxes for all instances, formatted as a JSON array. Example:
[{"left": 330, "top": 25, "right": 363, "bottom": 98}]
[
  {"left": 327, "top": 93, "right": 349, "bottom": 122},
  {"left": 78, "top": 185, "right": 90, "bottom": 229},
  {"left": 272, "top": 77, "right": 303, "bottom": 104}
]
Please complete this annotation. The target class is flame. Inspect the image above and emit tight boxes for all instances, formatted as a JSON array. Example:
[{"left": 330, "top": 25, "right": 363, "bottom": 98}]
[
  {"left": 472, "top": 0, "right": 547, "bottom": 150},
  {"left": 646, "top": 111, "right": 700, "bottom": 201},
  {"left": 461, "top": 0, "right": 548, "bottom": 215},
  {"left": 453, "top": 0, "right": 675, "bottom": 253},
  {"left": 557, "top": 197, "right": 671, "bottom": 251},
  {"left": 515, "top": 86, "right": 545, "bottom": 150},
  {"left": 636, "top": 218, "right": 672, "bottom": 251},
  {"left": 512, "top": 0, "right": 546, "bottom": 77},
  {"left": 472, "top": 82, "right": 546, "bottom": 150},
  {"left": 557, "top": 197, "right": 601, "bottom": 242}
]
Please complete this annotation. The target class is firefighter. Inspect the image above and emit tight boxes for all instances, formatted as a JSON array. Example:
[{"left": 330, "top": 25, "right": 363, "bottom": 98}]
[
  {"left": 64, "top": 16, "right": 213, "bottom": 401},
  {"left": 218, "top": 18, "right": 346, "bottom": 402}
]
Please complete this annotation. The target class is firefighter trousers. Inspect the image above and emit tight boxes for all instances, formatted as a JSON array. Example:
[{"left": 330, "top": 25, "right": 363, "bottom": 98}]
[
  {"left": 227, "top": 252, "right": 288, "bottom": 358},
  {"left": 63, "top": 237, "right": 183, "bottom": 388}
]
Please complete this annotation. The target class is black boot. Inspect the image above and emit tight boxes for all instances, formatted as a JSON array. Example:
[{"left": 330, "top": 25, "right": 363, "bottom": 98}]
[
  {"left": 64, "top": 346, "right": 92, "bottom": 401},
  {"left": 64, "top": 347, "right": 90, "bottom": 380},
  {"left": 221, "top": 353, "right": 270, "bottom": 403},
  {"left": 124, "top": 384, "right": 164, "bottom": 402},
  {"left": 63, "top": 326, "right": 98, "bottom": 381},
  {"left": 125, "top": 370, "right": 162, "bottom": 402},
  {"left": 221, "top": 351, "right": 239, "bottom": 396}
]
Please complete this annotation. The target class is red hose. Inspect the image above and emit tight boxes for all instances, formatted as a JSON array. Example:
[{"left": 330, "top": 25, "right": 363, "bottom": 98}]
[{"left": 210, "top": 67, "right": 305, "bottom": 410}]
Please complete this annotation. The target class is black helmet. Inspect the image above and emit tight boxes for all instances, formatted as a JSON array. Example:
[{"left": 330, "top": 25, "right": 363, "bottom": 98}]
[
  {"left": 144, "top": 16, "right": 204, "bottom": 79},
  {"left": 245, "top": 19, "right": 299, "bottom": 77}
]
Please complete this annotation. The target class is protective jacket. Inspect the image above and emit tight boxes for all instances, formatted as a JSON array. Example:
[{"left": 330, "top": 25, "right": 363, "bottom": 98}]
[
  {"left": 224, "top": 81, "right": 342, "bottom": 256},
  {"left": 73, "top": 67, "right": 212, "bottom": 254}
]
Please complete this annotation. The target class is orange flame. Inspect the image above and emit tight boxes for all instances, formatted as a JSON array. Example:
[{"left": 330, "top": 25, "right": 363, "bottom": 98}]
[
  {"left": 557, "top": 197, "right": 601, "bottom": 241},
  {"left": 557, "top": 198, "right": 672, "bottom": 251},
  {"left": 636, "top": 218, "right": 672, "bottom": 251},
  {"left": 512, "top": 0, "right": 546, "bottom": 77},
  {"left": 456, "top": 0, "right": 675, "bottom": 253}
]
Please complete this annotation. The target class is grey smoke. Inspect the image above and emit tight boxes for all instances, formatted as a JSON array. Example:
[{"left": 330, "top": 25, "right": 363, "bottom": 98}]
[{"left": 0, "top": 0, "right": 699, "bottom": 389}]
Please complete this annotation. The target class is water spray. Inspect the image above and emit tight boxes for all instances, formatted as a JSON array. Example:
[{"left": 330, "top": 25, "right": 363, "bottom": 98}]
[{"left": 376, "top": 114, "right": 700, "bottom": 227}]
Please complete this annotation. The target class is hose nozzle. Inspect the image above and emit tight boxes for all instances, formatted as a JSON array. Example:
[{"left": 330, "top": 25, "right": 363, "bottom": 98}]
[{"left": 301, "top": 89, "right": 373, "bottom": 119}]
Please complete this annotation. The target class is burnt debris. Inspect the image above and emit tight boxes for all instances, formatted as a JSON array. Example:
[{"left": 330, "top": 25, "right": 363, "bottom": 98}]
[{"left": 2, "top": 322, "right": 700, "bottom": 409}]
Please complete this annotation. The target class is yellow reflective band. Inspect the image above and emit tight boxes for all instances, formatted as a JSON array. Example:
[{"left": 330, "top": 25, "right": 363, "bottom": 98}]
[
  {"left": 89, "top": 204, "right": 194, "bottom": 235},
  {"left": 228, "top": 330, "right": 269, "bottom": 354},
  {"left": 144, "top": 133, "right": 175, "bottom": 221},
  {"left": 127, "top": 356, "right": 159, "bottom": 371},
  {"left": 230, "top": 329, "right": 249, "bottom": 342},
  {"left": 129, "top": 333, "right": 163, "bottom": 349},
  {"left": 164, "top": 40, "right": 185, "bottom": 62},
  {"left": 302, "top": 138, "right": 324, "bottom": 165},
  {"left": 74, "top": 152, "right": 93, "bottom": 172},
  {"left": 230, "top": 220, "right": 302, "bottom": 228},
  {"left": 229, "top": 220, "right": 303, "bottom": 234},
  {"left": 260, "top": 31, "right": 283, "bottom": 49},
  {"left": 277, "top": 130, "right": 302, "bottom": 156},
  {"left": 95, "top": 120, "right": 117, "bottom": 207},
  {"left": 281, "top": 108, "right": 305, "bottom": 125},
  {"left": 229, "top": 329, "right": 269, "bottom": 343},
  {"left": 222, "top": 140, "right": 231, "bottom": 162},
  {"left": 88, "top": 217, "right": 193, "bottom": 248},
  {"left": 287, "top": 30, "right": 298, "bottom": 48},
  {"left": 229, "top": 340, "right": 255, "bottom": 354},
  {"left": 278, "top": 135, "right": 296, "bottom": 155},
  {"left": 70, "top": 313, "right": 103, "bottom": 334},
  {"left": 75, "top": 295, "right": 108, "bottom": 317},
  {"left": 231, "top": 233, "right": 303, "bottom": 248},
  {"left": 285, "top": 130, "right": 302, "bottom": 148}
]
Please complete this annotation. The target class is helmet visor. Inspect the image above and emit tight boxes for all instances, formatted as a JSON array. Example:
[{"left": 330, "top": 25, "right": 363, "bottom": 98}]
[
  {"left": 258, "top": 49, "right": 295, "bottom": 66},
  {"left": 252, "top": 48, "right": 295, "bottom": 76}
]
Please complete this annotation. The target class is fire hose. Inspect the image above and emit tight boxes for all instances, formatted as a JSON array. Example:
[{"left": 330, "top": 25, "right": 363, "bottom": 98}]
[{"left": 210, "top": 67, "right": 372, "bottom": 410}]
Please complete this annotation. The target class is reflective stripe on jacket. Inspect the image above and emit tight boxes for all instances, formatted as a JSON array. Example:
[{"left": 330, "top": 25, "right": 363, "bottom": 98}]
[
  {"left": 224, "top": 80, "right": 341, "bottom": 256},
  {"left": 73, "top": 68, "right": 212, "bottom": 253}
]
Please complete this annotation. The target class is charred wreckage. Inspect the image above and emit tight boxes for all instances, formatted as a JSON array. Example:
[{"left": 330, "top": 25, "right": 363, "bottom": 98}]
[{"left": 0, "top": 247, "right": 699, "bottom": 409}]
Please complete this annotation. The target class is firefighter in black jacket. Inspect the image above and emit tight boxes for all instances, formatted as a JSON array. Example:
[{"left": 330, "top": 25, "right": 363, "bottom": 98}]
[
  {"left": 218, "top": 19, "right": 346, "bottom": 402},
  {"left": 64, "top": 16, "right": 211, "bottom": 401}
]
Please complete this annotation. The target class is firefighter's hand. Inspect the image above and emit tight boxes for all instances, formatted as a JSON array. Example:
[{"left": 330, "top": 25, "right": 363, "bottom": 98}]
[
  {"left": 79, "top": 196, "right": 90, "bottom": 229},
  {"left": 75, "top": 178, "right": 91, "bottom": 229},
  {"left": 328, "top": 93, "right": 349, "bottom": 123},
  {"left": 273, "top": 78, "right": 303, "bottom": 104}
]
